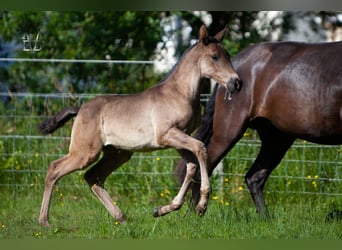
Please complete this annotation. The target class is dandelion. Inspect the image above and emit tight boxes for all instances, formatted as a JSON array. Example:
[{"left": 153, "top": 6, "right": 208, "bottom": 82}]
[
  {"left": 225, "top": 201, "right": 229, "bottom": 206},
  {"left": 160, "top": 189, "right": 170, "bottom": 198},
  {"left": 224, "top": 178, "right": 229, "bottom": 183},
  {"left": 243, "top": 132, "right": 250, "bottom": 137},
  {"left": 238, "top": 186, "right": 243, "bottom": 191},
  {"left": 114, "top": 221, "right": 120, "bottom": 226},
  {"left": 212, "top": 195, "right": 219, "bottom": 200},
  {"left": 156, "top": 157, "right": 161, "bottom": 161},
  {"left": 34, "top": 231, "right": 42, "bottom": 237}
]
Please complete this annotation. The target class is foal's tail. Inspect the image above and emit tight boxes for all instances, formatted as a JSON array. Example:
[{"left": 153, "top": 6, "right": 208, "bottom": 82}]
[
  {"left": 38, "top": 106, "right": 80, "bottom": 134},
  {"left": 173, "top": 84, "right": 219, "bottom": 184}
]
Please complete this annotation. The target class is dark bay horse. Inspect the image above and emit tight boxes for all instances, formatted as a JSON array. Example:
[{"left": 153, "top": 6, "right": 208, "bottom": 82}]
[
  {"left": 37, "top": 25, "right": 241, "bottom": 227},
  {"left": 175, "top": 40, "right": 342, "bottom": 217}
]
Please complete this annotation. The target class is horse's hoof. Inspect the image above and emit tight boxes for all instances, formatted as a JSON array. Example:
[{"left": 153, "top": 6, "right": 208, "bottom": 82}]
[
  {"left": 39, "top": 220, "right": 51, "bottom": 227},
  {"left": 153, "top": 207, "right": 160, "bottom": 217},
  {"left": 195, "top": 205, "right": 207, "bottom": 217}
]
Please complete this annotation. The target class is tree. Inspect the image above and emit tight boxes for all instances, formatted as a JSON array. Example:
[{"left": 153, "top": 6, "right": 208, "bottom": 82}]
[{"left": 0, "top": 11, "right": 163, "bottom": 93}]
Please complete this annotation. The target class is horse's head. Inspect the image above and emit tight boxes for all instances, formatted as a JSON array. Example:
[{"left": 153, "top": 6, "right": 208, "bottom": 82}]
[{"left": 197, "top": 25, "right": 242, "bottom": 96}]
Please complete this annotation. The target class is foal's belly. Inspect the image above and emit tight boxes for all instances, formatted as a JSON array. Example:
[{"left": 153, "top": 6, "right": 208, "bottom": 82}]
[{"left": 102, "top": 127, "right": 164, "bottom": 152}]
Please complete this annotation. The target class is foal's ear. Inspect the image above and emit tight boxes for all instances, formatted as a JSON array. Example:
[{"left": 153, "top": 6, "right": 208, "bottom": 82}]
[
  {"left": 199, "top": 24, "right": 209, "bottom": 45},
  {"left": 214, "top": 26, "right": 227, "bottom": 43}
]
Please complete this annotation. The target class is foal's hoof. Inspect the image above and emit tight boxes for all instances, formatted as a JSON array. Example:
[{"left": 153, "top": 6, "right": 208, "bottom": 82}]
[
  {"left": 39, "top": 221, "right": 51, "bottom": 227},
  {"left": 195, "top": 205, "right": 207, "bottom": 217},
  {"left": 153, "top": 207, "right": 161, "bottom": 217}
]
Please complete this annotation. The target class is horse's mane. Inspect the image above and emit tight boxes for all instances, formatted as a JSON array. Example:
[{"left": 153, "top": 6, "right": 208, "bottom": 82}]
[
  {"left": 156, "top": 43, "right": 197, "bottom": 85},
  {"left": 194, "top": 83, "right": 218, "bottom": 145},
  {"left": 157, "top": 37, "right": 221, "bottom": 85}
]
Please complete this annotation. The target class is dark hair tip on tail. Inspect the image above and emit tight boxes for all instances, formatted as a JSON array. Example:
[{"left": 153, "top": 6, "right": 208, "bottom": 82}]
[
  {"left": 38, "top": 106, "right": 80, "bottom": 135},
  {"left": 38, "top": 117, "right": 57, "bottom": 135}
]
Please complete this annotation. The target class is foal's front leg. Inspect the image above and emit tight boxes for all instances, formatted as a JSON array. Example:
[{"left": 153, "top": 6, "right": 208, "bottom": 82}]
[{"left": 154, "top": 127, "right": 210, "bottom": 217}]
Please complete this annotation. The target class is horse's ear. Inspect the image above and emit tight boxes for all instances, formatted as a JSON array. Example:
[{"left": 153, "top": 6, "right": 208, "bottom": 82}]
[
  {"left": 199, "top": 24, "right": 209, "bottom": 45},
  {"left": 214, "top": 26, "right": 227, "bottom": 43}
]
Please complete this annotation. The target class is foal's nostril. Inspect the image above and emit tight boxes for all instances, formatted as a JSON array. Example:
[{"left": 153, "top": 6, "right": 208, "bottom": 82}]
[{"left": 234, "top": 78, "right": 242, "bottom": 91}]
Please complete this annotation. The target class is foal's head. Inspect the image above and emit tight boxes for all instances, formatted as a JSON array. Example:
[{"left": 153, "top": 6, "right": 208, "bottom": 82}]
[{"left": 196, "top": 25, "right": 242, "bottom": 93}]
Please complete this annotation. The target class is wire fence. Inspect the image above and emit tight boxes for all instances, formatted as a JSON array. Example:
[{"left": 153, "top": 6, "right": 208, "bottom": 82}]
[
  {"left": 0, "top": 57, "right": 341, "bottom": 203},
  {"left": 0, "top": 92, "right": 341, "bottom": 199}
]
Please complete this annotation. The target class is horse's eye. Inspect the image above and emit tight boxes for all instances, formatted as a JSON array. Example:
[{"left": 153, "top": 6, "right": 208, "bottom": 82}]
[{"left": 211, "top": 54, "right": 218, "bottom": 61}]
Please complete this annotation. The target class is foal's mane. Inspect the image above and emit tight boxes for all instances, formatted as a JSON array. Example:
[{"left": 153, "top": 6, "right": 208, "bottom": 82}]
[{"left": 157, "top": 37, "right": 221, "bottom": 85}]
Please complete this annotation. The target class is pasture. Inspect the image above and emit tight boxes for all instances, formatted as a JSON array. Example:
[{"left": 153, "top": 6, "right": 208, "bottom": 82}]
[{"left": 0, "top": 93, "right": 342, "bottom": 239}]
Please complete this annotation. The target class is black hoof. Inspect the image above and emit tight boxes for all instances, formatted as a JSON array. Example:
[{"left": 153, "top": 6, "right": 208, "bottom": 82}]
[
  {"left": 153, "top": 207, "right": 160, "bottom": 217},
  {"left": 195, "top": 206, "right": 207, "bottom": 217}
]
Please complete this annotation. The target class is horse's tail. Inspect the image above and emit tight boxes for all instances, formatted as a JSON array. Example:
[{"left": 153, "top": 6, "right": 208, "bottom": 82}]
[
  {"left": 173, "top": 84, "right": 219, "bottom": 184},
  {"left": 38, "top": 106, "right": 80, "bottom": 134}
]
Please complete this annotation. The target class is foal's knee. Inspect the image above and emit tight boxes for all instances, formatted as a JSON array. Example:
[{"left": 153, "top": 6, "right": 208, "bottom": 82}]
[{"left": 195, "top": 142, "right": 207, "bottom": 162}]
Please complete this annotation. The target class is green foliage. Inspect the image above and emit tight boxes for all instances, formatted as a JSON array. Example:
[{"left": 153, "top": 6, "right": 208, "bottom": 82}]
[{"left": 0, "top": 11, "right": 163, "bottom": 93}]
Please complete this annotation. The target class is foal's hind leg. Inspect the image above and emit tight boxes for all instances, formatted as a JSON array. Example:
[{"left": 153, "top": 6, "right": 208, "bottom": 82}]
[
  {"left": 84, "top": 146, "right": 133, "bottom": 223},
  {"left": 39, "top": 150, "right": 100, "bottom": 227}
]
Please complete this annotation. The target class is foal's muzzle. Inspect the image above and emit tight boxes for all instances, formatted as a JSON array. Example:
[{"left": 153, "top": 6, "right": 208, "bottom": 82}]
[
  {"left": 226, "top": 77, "right": 242, "bottom": 92},
  {"left": 224, "top": 77, "right": 242, "bottom": 101}
]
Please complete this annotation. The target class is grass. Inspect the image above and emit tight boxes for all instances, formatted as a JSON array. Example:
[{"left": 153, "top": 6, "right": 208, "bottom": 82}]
[
  {"left": 1, "top": 95, "right": 342, "bottom": 239},
  {"left": 1, "top": 181, "right": 342, "bottom": 239}
]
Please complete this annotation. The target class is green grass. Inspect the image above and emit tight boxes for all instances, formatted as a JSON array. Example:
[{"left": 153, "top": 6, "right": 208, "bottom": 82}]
[
  {"left": 1, "top": 95, "right": 342, "bottom": 239},
  {"left": 1, "top": 182, "right": 342, "bottom": 239}
]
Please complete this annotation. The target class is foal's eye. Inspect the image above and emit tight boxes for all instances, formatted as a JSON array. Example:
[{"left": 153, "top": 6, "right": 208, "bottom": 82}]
[{"left": 211, "top": 54, "right": 219, "bottom": 61}]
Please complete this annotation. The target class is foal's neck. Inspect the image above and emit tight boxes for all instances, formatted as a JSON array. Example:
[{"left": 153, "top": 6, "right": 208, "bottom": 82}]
[{"left": 167, "top": 47, "right": 202, "bottom": 102}]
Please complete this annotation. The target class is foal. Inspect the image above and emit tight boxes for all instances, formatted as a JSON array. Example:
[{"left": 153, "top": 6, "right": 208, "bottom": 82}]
[{"left": 38, "top": 25, "right": 241, "bottom": 227}]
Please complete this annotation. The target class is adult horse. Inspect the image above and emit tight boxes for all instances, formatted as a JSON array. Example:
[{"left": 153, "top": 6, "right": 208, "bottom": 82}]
[
  {"left": 37, "top": 25, "right": 242, "bottom": 227},
  {"left": 175, "top": 40, "right": 342, "bottom": 218}
]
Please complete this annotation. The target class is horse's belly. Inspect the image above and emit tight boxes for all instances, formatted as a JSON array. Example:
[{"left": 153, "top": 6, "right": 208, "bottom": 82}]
[{"left": 103, "top": 129, "right": 162, "bottom": 151}]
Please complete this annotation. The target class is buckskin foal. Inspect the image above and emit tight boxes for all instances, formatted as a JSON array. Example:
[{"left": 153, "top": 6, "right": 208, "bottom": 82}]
[{"left": 38, "top": 25, "right": 241, "bottom": 227}]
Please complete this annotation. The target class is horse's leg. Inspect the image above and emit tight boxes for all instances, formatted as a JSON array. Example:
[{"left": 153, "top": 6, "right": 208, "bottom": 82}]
[
  {"left": 245, "top": 121, "right": 295, "bottom": 218},
  {"left": 153, "top": 160, "right": 197, "bottom": 217},
  {"left": 191, "top": 115, "right": 249, "bottom": 207},
  {"left": 154, "top": 128, "right": 210, "bottom": 216},
  {"left": 84, "top": 146, "right": 133, "bottom": 223},
  {"left": 39, "top": 150, "right": 100, "bottom": 227}
]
